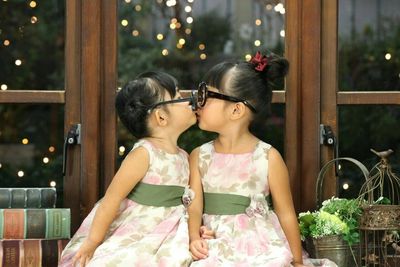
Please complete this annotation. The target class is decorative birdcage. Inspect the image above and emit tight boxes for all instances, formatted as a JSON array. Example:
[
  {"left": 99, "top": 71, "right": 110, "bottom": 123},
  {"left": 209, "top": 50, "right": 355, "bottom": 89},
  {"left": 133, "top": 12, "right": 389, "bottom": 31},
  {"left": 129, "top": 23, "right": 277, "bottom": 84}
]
[{"left": 358, "top": 149, "right": 400, "bottom": 267}]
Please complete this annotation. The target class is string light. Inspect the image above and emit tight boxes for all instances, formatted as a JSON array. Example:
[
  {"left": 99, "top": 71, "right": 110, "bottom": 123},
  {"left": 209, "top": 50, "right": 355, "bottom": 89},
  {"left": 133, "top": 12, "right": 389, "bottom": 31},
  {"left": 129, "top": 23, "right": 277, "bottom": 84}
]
[
  {"left": 43, "top": 157, "right": 49, "bottom": 164},
  {"left": 342, "top": 183, "right": 349, "bottom": 190},
  {"left": 175, "top": 22, "right": 182, "bottom": 29},
  {"left": 29, "top": 1, "right": 37, "bottom": 8},
  {"left": 48, "top": 146, "right": 55, "bottom": 152},
  {"left": 185, "top": 28, "right": 191, "bottom": 35},
  {"left": 18, "top": 171, "right": 24, "bottom": 177},
  {"left": 132, "top": 30, "right": 140, "bottom": 36},
  {"left": 198, "top": 44, "right": 205, "bottom": 50},
  {"left": 161, "top": 49, "right": 169, "bottom": 56},
  {"left": 266, "top": 4, "right": 273, "bottom": 10},
  {"left": 119, "top": 146, "right": 126, "bottom": 153},
  {"left": 50, "top": 181, "right": 56, "bottom": 187},
  {"left": 178, "top": 38, "right": 186, "bottom": 45},
  {"left": 121, "top": 20, "right": 129, "bottom": 27},
  {"left": 255, "top": 19, "right": 262, "bottom": 26},
  {"left": 15, "top": 59, "right": 22, "bottom": 66},
  {"left": 280, "top": 30, "right": 285, "bottom": 37},
  {"left": 156, "top": 33, "right": 164, "bottom": 40},
  {"left": 31, "top": 16, "right": 38, "bottom": 24},
  {"left": 187, "top": 0, "right": 194, "bottom": 3},
  {"left": 186, "top": 17, "right": 193, "bottom": 24},
  {"left": 0, "top": 163, "right": 2, "bottom": 169},
  {"left": 3, "top": 40, "right": 10, "bottom": 46},
  {"left": 169, "top": 23, "right": 176, "bottom": 30},
  {"left": 385, "top": 53, "right": 391, "bottom": 60},
  {"left": 274, "top": 3, "right": 284, "bottom": 13},
  {"left": 200, "top": 53, "right": 207, "bottom": 60},
  {"left": 184, "top": 6, "right": 192, "bottom": 12},
  {"left": 254, "top": 40, "right": 261, "bottom": 46},
  {"left": 245, "top": 54, "right": 252, "bottom": 61},
  {"left": 22, "top": 138, "right": 29, "bottom": 145},
  {"left": 166, "top": 0, "right": 177, "bottom": 7},
  {"left": 1, "top": 84, "right": 7, "bottom": 90},
  {"left": 135, "top": 5, "right": 142, "bottom": 12},
  {"left": 124, "top": 0, "right": 131, "bottom": 3},
  {"left": 176, "top": 43, "right": 183, "bottom": 49}
]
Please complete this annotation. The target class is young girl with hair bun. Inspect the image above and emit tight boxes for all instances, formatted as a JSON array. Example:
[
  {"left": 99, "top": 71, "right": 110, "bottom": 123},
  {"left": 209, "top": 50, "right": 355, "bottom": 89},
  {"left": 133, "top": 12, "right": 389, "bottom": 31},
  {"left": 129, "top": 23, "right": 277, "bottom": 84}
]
[{"left": 188, "top": 52, "right": 337, "bottom": 267}]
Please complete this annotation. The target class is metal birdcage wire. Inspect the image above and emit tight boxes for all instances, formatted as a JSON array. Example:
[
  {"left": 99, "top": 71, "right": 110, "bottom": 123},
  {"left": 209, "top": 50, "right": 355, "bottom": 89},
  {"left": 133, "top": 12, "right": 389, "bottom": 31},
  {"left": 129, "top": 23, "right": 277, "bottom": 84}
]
[
  {"left": 359, "top": 149, "right": 400, "bottom": 206},
  {"left": 358, "top": 149, "right": 400, "bottom": 267}
]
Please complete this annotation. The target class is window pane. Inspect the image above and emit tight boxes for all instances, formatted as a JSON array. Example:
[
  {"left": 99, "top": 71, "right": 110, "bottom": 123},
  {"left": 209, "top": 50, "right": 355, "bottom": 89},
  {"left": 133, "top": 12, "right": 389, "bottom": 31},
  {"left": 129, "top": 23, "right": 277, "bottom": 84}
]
[
  {"left": 117, "top": 0, "right": 286, "bottom": 159},
  {"left": 0, "top": 1, "right": 65, "bottom": 90},
  {"left": 0, "top": 104, "right": 64, "bottom": 206},
  {"left": 338, "top": 105, "right": 400, "bottom": 199},
  {"left": 338, "top": 0, "right": 400, "bottom": 91}
]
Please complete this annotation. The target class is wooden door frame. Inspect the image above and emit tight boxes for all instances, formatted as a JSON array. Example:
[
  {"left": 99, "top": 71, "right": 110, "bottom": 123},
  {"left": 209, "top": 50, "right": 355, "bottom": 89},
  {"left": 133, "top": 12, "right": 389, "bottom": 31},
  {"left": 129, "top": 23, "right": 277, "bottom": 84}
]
[
  {"left": 285, "top": 0, "right": 324, "bottom": 212},
  {"left": 65, "top": 0, "right": 117, "bottom": 232}
]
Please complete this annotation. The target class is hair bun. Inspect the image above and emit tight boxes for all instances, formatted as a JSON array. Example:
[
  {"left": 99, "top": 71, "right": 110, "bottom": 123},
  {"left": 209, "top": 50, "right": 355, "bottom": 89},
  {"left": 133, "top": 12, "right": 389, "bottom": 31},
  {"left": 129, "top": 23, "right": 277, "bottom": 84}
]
[{"left": 264, "top": 54, "right": 289, "bottom": 83}]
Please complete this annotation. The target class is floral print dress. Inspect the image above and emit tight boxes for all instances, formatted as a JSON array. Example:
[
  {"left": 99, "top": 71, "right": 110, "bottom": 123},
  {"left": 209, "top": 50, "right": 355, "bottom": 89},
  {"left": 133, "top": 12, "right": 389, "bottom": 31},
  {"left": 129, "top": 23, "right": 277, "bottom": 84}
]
[
  {"left": 59, "top": 139, "right": 193, "bottom": 267},
  {"left": 191, "top": 140, "right": 337, "bottom": 267}
]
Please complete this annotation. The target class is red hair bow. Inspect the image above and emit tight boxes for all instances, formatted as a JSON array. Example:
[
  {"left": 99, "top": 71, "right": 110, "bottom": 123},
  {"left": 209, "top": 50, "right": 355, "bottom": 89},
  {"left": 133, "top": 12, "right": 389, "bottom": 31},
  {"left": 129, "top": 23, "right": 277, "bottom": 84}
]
[{"left": 250, "top": 51, "right": 268, "bottom": 72}]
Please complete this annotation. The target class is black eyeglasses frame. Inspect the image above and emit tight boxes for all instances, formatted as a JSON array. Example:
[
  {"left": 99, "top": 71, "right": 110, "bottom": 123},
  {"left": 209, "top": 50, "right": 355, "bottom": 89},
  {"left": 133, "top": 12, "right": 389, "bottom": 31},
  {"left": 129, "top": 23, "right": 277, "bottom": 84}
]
[
  {"left": 147, "top": 91, "right": 198, "bottom": 113},
  {"left": 197, "top": 82, "right": 257, "bottom": 113}
]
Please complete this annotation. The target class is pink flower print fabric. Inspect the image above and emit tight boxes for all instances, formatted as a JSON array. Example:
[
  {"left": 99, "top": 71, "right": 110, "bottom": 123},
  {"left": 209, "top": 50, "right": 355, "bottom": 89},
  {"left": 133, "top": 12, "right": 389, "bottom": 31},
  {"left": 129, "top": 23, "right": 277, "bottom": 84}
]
[
  {"left": 191, "top": 140, "right": 338, "bottom": 267},
  {"left": 59, "top": 139, "right": 192, "bottom": 267}
]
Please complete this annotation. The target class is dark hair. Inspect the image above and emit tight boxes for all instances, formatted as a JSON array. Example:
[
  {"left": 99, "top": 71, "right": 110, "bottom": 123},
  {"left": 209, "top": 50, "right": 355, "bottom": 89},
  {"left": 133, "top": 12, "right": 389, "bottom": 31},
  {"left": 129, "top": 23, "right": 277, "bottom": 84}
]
[
  {"left": 115, "top": 71, "right": 178, "bottom": 138},
  {"left": 203, "top": 53, "right": 289, "bottom": 139}
]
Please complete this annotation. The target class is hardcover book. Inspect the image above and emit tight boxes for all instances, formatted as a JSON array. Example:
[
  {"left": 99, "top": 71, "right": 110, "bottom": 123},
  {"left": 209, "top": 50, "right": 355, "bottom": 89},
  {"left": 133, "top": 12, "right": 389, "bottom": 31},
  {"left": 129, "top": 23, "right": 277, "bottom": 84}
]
[
  {"left": 0, "top": 208, "right": 70, "bottom": 239},
  {"left": 1, "top": 239, "right": 69, "bottom": 267},
  {"left": 0, "top": 188, "right": 57, "bottom": 208}
]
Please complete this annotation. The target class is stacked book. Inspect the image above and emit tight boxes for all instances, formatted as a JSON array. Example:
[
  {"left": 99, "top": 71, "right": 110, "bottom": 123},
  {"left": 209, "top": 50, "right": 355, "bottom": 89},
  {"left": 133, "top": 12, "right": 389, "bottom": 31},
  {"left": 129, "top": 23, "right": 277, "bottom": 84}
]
[{"left": 0, "top": 188, "right": 70, "bottom": 266}]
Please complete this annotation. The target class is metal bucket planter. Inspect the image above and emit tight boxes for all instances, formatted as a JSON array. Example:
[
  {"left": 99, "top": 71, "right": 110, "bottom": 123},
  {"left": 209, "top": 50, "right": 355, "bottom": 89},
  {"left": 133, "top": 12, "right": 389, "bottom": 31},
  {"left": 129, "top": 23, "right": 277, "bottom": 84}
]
[
  {"left": 305, "top": 235, "right": 359, "bottom": 267},
  {"left": 313, "top": 157, "right": 369, "bottom": 267}
]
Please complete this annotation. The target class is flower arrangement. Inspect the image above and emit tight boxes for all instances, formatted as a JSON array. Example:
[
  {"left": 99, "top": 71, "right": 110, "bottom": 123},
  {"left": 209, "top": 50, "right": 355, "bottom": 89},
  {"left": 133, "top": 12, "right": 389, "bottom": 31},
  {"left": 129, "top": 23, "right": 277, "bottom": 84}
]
[{"left": 298, "top": 197, "right": 363, "bottom": 246}]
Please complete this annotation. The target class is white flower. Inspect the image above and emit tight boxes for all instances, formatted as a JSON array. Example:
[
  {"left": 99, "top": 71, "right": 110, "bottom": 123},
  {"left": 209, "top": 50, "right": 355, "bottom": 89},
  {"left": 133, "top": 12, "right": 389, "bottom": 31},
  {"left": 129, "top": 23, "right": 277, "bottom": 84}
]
[
  {"left": 245, "top": 193, "right": 269, "bottom": 218},
  {"left": 182, "top": 185, "right": 195, "bottom": 208}
]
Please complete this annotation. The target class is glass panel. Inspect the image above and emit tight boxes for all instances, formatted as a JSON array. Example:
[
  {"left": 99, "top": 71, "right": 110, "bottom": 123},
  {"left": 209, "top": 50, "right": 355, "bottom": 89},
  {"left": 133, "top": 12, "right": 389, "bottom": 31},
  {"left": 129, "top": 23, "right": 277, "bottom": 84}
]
[
  {"left": 338, "top": 0, "right": 400, "bottom": 91},
  {"left": 338, "top": 105, "right": 400, "bottom": 199},
  {"left": 117, "top": 0, "right": 286, "bottom": 160},
  {"left": 0, "top": 104, "right": 65, "bottom": 206},
  {"left": 0, "top": 0, "right": 65, "bottom": 90}
]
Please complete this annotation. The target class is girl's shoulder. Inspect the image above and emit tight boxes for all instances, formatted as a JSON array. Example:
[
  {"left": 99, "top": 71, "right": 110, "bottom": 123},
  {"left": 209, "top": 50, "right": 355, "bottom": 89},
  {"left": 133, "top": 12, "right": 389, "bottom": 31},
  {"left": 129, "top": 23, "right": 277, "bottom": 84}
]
[
  {"left": 132, "top": 139, "right": 154, "bottom": 152},
  {"left": 198, "top": 140, "right": 215, "bottom": 155}
]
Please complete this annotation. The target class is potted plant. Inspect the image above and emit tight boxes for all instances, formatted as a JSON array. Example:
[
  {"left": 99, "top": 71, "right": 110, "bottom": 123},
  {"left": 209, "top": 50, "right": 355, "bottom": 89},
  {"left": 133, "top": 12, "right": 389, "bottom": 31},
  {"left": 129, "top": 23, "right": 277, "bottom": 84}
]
[{"left": 298, "top": 197, "right": 362, "bottom": 266}]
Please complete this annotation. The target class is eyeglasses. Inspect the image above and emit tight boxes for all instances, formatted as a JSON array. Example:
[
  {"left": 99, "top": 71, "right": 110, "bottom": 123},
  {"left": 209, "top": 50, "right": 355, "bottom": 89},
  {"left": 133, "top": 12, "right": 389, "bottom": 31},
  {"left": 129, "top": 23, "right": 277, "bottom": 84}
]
[
  {"left": 147, "top": 91, "right": 197, "bottom": 113},
  {"left": 196, "top": 82, "right": 257, "bottom": 113}
]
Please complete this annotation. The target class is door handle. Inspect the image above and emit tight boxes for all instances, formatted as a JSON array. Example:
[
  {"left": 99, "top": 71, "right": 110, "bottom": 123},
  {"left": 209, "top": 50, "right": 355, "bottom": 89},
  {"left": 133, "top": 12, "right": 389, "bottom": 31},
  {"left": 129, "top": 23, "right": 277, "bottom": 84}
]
[
  {"left": 320, "top": 124, "right": 340, "bottom": 176},
  {"left": 62, "top": 124, "right": 81, "bottom": 176}
]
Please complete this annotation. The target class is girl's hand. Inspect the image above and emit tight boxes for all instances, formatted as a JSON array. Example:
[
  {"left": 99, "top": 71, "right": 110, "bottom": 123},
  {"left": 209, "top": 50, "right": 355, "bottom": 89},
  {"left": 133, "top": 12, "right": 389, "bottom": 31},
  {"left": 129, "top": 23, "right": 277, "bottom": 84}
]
[
  {"left": 189, "top": 238, "right": 209, "bottom": 260},
  {"left": 200, "top": 226, "right": 215, "bottom": 239},
  {"left": 72, "top": 239, "right": 100, "bottom": 267}
]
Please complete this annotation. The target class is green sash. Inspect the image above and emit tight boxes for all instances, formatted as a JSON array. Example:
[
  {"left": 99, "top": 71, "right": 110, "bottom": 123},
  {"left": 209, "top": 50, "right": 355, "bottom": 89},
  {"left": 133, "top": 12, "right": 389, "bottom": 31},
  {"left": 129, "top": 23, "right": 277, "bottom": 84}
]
[
  {"left": 127, "top": 182, "right": 184, "bottom": 207},
  {"left": 203, "top": 192, "right": 273, "bottom": 215}
]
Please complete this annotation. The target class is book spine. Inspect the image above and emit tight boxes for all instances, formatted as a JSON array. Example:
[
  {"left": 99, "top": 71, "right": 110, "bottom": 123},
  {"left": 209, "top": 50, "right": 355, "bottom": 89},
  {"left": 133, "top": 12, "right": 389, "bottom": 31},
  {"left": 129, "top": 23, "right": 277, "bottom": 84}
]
[
  {"left": 0, "top": 188, "right": 56, "bottom": 209},
  {"left": 0, "top": 209, "right": 3, "bottom": 239},
  {"left": 45, "top": 209, "right": 71, "bottom": 239},
  {"left": 2, "top": 209, "right": 24, "bottom": 239},
  {"left": 2, "top": 240, "right": 21, "bottom": 267},
  {"left": 11, "top": 189, "right": 25, "bottom": 209},
  {"left": 1, "top": 239, "right": 69, "bottom": 267},
  {"left": 25, "top": 210, "right": 46, "bottom": 239},
  {"left": 22, "top": 240, "right": 41, "bottom": 267},
  {"left": 0, "top": 188, "right": 11, "bottom": 208},
  {"left": 0, "top": 209, "right": 70, "bottom": 239}
]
